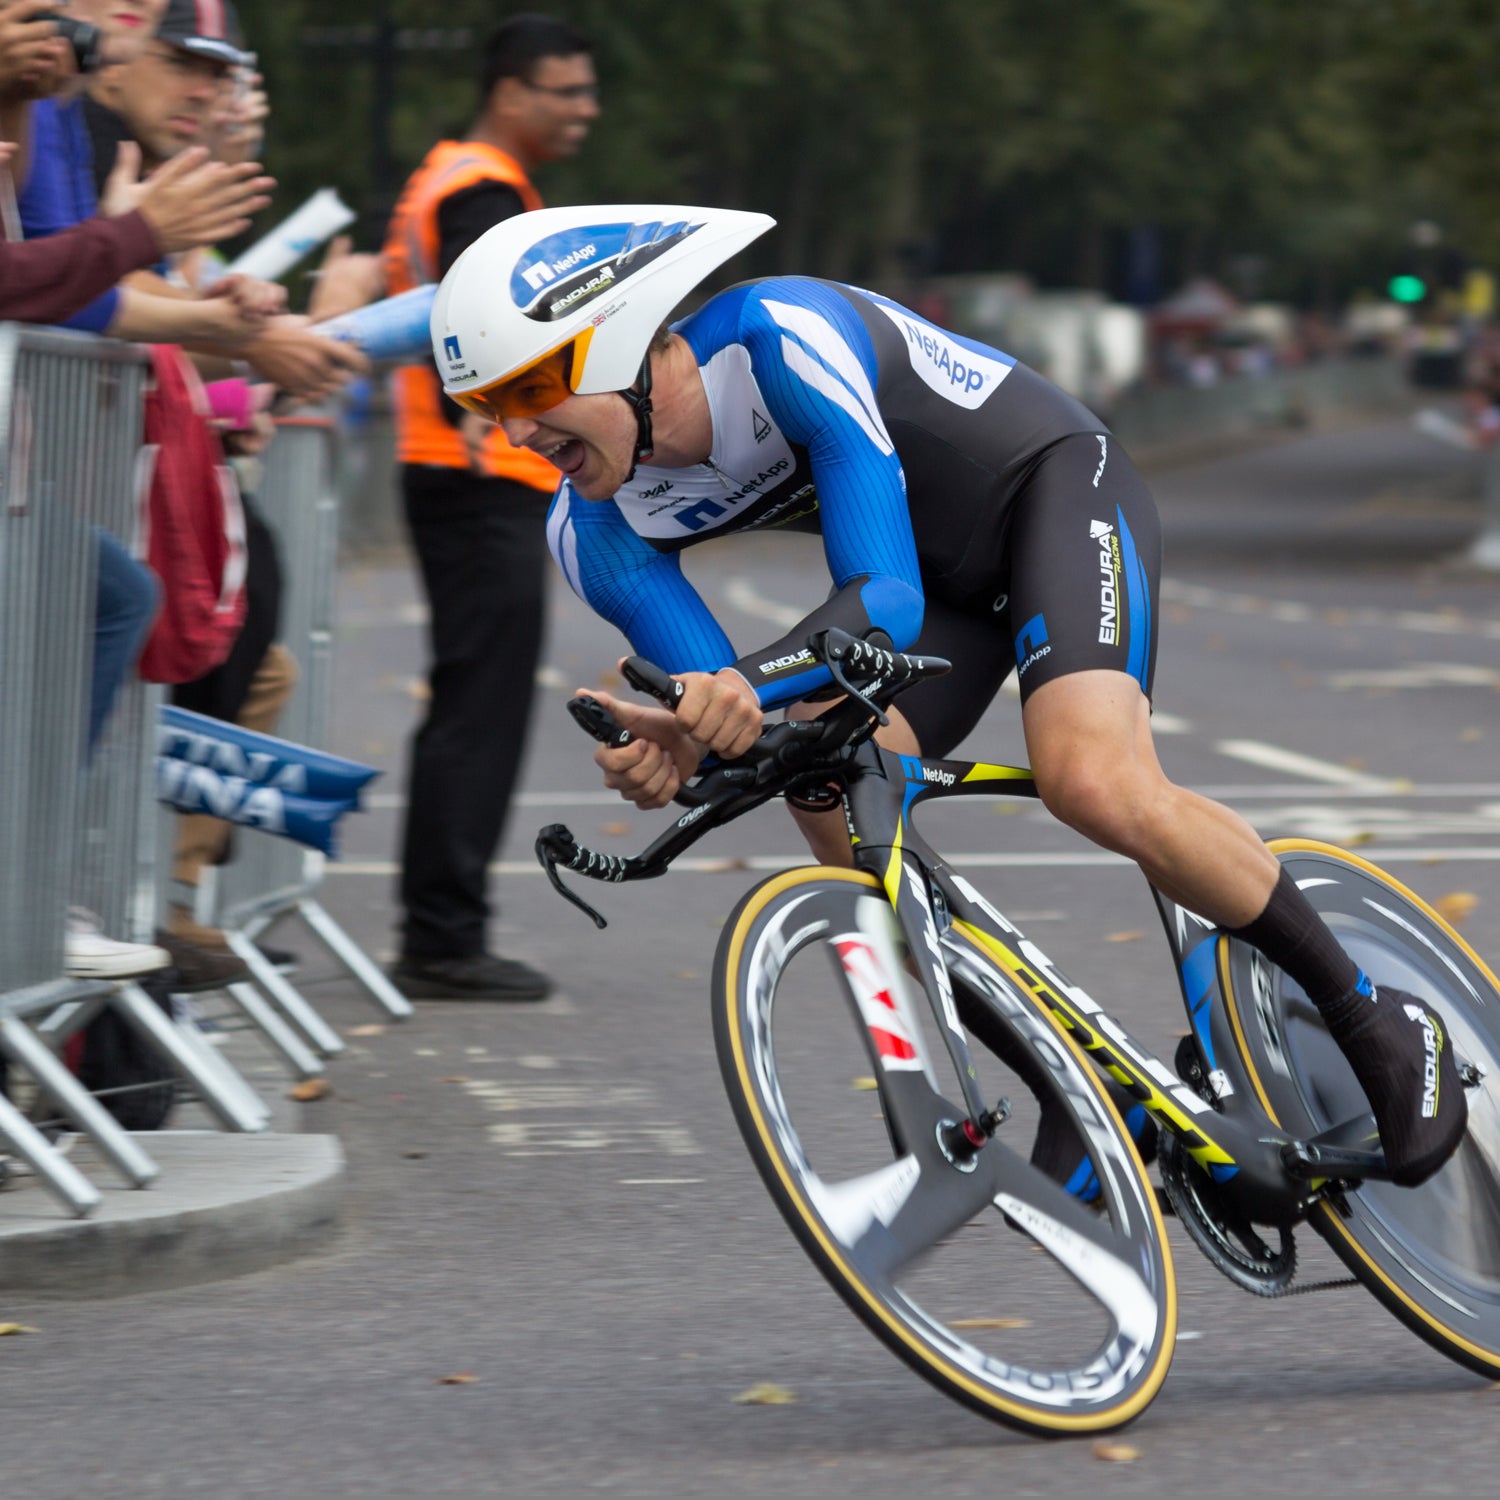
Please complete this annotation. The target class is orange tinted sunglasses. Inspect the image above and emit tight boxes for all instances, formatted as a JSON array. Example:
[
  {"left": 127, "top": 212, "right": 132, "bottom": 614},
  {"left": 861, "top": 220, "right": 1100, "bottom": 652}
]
[{"left": 448, "top": 329, "right": 593, "bottom": 423}]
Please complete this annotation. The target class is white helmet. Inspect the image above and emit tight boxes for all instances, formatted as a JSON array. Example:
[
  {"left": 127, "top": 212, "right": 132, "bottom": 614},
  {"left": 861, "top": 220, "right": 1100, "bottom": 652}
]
[{"left": 430, "top": 203, "right": 776, "bottom": 431}]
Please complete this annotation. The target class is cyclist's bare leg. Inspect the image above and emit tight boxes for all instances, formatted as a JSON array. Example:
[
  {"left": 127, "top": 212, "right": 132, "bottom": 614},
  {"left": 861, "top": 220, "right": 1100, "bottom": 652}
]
[
  {"left": 1020, "top": 668, "right": 1278, "bottom": 926},
  {"left": 783, "top": 698, "right": 921, "bottom": 867}
]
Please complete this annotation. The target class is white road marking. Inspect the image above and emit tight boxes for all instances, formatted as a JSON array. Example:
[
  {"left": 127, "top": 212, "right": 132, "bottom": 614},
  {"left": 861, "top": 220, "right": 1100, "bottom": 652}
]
[
  {"left": 619, "top": 1177, "right": 704, "bottom": 1185},
  {"left": 1214, "top": 740, "right": 1394, "bottom": 790},
  {"left": 1327, "top": 663, "right": 1499, "bottom": 691},
  {"left": 1162, "top": 579, "right": 1500, "bottom": 641},
  {"left": 724, "top": 576, "right": 804, "bottom": 629}
]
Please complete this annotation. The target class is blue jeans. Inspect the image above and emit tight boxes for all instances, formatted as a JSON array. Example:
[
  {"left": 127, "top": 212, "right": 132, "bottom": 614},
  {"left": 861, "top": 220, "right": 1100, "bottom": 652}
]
[{"left": 89, "top": 528, "right": 158, "bottom": 756}]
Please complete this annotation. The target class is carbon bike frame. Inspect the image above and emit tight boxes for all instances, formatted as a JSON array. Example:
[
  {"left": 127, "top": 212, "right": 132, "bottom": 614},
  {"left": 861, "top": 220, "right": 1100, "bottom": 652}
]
[{"left": 839, "top": 735, "right": 1331, "bottom": 1226}]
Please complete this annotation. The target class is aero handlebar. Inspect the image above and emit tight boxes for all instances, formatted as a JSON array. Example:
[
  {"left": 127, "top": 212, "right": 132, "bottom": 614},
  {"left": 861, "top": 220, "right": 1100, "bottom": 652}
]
[{"left": 537, "top": 629, "right": 949, "bottom": 926}]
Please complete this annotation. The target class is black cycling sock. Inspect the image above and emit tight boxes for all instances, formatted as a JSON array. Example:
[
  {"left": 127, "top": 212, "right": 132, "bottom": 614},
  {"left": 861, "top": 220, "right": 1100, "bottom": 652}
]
[{"left": 1228, "top": 866, "right": 1360, "bottom": 1008}]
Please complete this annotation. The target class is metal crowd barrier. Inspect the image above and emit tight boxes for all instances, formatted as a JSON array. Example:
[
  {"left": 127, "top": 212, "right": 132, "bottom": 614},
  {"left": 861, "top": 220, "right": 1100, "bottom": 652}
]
[
  {"left": 0, "top": 327, "right": 268, "bottom": 1218},
  {"left": 192, "top": 411, "right": 413, "bottom": 1043}
]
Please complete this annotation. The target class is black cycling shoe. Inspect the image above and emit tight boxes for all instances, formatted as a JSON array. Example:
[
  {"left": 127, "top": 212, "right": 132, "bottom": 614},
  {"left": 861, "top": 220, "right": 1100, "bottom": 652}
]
[
  {"left": 390, "top": 951, "right": 553, "bottom": 1002},
  {"left": 1321, "top": 981, "right": 1468, "bottom": 1187}
]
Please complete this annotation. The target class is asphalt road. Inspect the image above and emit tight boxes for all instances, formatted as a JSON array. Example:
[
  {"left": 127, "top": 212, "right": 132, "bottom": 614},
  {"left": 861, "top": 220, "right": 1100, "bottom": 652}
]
[{"left": 8, "top": 409, "right": 1500, "bottom": 1499}]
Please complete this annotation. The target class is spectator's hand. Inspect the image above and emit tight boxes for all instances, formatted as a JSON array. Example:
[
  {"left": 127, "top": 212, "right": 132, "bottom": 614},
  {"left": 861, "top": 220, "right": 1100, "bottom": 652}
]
[
  {"left": 196, "top": 292, "right": 271, "bottom": 348},
  {"left": 581, "top": 689, "right": 704, "bottom": 810},
  {"left": 0, "top": 0, "right": 67, "bottom": 101},
  {"left": 209, "top": 65, "right": 267, "bottom": 164},
  {"left": 204, "top": 272, "right": 286, "bottom": 323},
  {"left": 244, "top": 314, "right": 368, "bottom": 402},
  {"left": 115, "top": 144, "right": 275, "bottom": 254},
  {"left": 304, "top": 234, "right": 386, "bottom": 323}
]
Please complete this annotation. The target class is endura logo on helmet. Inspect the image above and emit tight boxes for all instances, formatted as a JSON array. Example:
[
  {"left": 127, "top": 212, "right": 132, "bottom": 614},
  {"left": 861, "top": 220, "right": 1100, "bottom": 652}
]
[{"left": 511, "top": 220, "right": 704, "bottom": 324}]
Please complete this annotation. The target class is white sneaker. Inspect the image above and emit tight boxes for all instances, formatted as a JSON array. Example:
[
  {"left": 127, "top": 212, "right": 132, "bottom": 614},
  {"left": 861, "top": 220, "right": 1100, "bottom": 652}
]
[{"left": 64, "top": 908, "right": 170, "bottom": 979}]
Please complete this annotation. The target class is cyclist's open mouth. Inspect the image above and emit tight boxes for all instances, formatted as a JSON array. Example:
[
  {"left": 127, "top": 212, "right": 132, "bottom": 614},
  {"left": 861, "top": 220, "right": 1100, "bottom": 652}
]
[{"left": 540, "top": 439, "right": 585, "bottom": 476}]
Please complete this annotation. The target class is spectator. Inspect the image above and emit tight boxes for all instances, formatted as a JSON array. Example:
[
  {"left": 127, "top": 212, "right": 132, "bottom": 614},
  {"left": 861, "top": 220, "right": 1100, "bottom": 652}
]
[
  {"left": 381, "top": 15, "right": 598, "bottom": 1002},
  {"left": 79, "top": 0, "right": 366, "bottom": 403},
  {"left": 0, "top": 0, "right": 268, "bottom": 980}
]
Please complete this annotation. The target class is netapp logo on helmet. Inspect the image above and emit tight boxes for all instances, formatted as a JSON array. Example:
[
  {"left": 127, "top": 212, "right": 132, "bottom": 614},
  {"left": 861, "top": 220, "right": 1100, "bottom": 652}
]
[
  {"left": 866, "top": 294, "right": 1014, "bottom": 410},
  {"left": 511, "top": 220, "right": 704, "bottom": 324}
]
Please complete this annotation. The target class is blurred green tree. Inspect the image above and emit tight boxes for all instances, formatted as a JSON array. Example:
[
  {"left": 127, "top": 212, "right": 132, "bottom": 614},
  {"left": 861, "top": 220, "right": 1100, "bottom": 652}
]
[{"left": 244, "top": 0, "right": 1491, "bottom": 306}]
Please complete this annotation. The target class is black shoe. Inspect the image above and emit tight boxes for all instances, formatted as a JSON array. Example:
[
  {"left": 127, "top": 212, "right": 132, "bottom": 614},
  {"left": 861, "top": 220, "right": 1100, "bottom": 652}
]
[
  {"left": 389, "top": 951, "right": 553, "bottom": 1002},
  {"left": 1322, "top": 981, "right": 1468, "bottom": 1187},
  {"left": 154, "top": 929, "right": 252, "bottom": 994},
  {"left": 255, "top": 941, "right": 298, "bottom": 973}
]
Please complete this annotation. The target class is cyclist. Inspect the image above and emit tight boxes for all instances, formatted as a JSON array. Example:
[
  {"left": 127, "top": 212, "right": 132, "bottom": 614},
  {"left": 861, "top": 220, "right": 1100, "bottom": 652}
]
[{"left": 431, "top": 203, "right": 1467, "bottom": 1189}]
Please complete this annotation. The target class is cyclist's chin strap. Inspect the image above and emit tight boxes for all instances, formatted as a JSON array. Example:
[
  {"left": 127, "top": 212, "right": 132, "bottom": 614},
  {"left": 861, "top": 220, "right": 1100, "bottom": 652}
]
[{"left": 618, "top": 352, "right": 654, "bottom": 484}]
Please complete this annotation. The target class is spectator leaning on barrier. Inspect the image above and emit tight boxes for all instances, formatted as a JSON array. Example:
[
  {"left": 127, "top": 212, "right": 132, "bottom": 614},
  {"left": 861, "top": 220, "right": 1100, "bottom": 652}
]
[
  {"left": 380, "top": 14, "right": 599, "bottom": 1003},
  {"left": 78, "top": 0, "right": 302, "bottom": 983},
  {"left": 0, "top": 0, "right": 272, "bottom": 980}
]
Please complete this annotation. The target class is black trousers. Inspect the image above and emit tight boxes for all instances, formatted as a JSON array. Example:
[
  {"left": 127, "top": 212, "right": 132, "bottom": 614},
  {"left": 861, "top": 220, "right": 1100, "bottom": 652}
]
[{"left": 398, "top": 465, "right": 550, "bottom": 959}]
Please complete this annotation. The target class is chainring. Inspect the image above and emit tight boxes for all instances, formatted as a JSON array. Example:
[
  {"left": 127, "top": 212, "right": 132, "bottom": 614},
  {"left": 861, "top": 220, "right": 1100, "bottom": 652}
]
[{"left": 1158, "top": 1131, "right": 1298, "bottom": 1297}]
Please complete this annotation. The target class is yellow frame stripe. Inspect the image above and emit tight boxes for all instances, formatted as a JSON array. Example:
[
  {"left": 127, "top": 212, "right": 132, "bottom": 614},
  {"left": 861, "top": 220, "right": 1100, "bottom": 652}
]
[{"left": 953, "top": 920, "right": 1237, "bottom": 1174}]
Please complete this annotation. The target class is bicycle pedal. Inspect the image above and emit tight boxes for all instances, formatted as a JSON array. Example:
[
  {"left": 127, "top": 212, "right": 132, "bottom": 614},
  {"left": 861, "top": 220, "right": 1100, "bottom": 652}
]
[
  {"left": 1458, "top": 1057, "right": 1485, "bottom": 1089},
  {"left": 1281, "top": 1113, "right": 1391, "bottom": 1182}
]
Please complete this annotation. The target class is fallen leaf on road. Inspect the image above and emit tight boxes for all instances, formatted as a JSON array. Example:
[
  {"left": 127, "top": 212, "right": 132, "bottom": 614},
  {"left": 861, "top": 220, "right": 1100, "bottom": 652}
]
[
  {"left": 407, "top": 677, "right": 431, "bottom": 703},
  {"left": 733, "top": 1383, "right": 795, "bottom": 1405},
  {"left": 0, "top": 1324, "right": 39, "bottom": 1336},
  {"left": 672, "top": 970, "right": 702, "bottom": 981},
  {"left": 695, "top": 858, "right": 750, "bottom": 872},
  {"left": 1092, "top": 1440, "right": 1140, "bottom": 1463},
  {"left": 1342, "top": 755, "right": 1368, "bottom": 772},
  {"left": 1347, "top": 831, "right": 1376, "bottom": 846},
  {"left": 289, "top": 1079, "right": 330, "bottom": 1101},
  {"left": 345, "top": 1024, "right": 385, "bottom": 1037},
  {"left": 950, "top": 1317, "right": 1031, "bottom": 1330},
  {"left": 439, "top": 1076, "right": 470, "bottom": 1084},
  {"left": 851, "top": 1076, "right": 878, "bottom": 1091},
  {"left": 438, "top": 1373, "right": 478, "bottom": 1385},
  {"left": 1435, "top": 892, "right": 1479, "bottom": 926},
  {"left": 1106, "top": 931, "right": 1143, "bottom": 943},
  {"left": 401, "top": 1150, "right": 428, "bottom": 1160},
  {"left": 1460, "top": 727, "right": 1485, "bottom": 743},
  {"left": 599, "top": 822, "right": 633, "bottom": 837}
]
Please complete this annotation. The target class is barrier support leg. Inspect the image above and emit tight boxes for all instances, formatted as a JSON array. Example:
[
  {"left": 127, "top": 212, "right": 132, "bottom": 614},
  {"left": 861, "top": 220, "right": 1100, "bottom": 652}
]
[
  {"left": 0, "top": 1015, "right": 159, "bottom": 1188},
  {"left": 296, "top": 898, "right": 414, "bottom": 1021},
  {"left": 0, "top": 1088, "right": 102, "bottom": 1217},
  {"left": 111, "top": 983, "right": 269, "bottom": 1132},
  {"left": 221, "top": 930, "right": 348, "bottom": 1057},
  {"left": 221, "top": 981, "right": 324, "bottom": 1080}
]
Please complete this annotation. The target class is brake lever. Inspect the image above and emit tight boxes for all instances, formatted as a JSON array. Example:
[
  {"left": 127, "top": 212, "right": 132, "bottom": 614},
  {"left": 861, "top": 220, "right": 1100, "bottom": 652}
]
[
  {"left": 822, "top": 640, "right": 890, "bottom": 727},
  {"left": 534, "top": 824, "right": 611, "bottom": 929}
]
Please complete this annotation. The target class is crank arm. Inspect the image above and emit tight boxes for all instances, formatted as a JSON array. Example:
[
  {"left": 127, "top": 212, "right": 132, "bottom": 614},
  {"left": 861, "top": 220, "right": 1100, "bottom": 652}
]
[{"left": 1281, "top": 1113, "right": 1391, "bottom": 1183}]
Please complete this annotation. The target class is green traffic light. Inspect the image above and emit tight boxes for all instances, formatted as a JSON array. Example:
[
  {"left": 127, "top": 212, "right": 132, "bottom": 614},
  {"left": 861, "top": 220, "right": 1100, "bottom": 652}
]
[{"left": 1389, "top": 274, "right": 1427, "bottom": 303}]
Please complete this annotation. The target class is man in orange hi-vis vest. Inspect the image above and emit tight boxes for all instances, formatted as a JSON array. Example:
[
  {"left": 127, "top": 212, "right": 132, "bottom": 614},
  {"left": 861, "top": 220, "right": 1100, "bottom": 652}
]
[{"left": 382, "top": 15, "right": 598, "bottom": 1001}]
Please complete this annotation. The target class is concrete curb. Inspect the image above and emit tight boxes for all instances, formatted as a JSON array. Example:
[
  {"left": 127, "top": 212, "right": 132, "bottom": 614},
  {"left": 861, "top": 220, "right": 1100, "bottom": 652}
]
[{"left": 0, "top": 1131, "right": 345, "bottom": 1297}]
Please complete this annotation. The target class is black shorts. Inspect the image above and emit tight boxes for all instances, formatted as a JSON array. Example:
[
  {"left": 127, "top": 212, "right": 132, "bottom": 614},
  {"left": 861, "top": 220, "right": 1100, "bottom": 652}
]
[{"left": 896, "top": 432, "right": 1161, "bottom": 757}]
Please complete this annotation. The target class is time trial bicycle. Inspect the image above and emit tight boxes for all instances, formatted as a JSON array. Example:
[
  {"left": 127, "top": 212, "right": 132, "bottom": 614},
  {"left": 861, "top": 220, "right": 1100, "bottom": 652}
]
[{"left": 537, "top": 628, "right": 1500, "bottom": 1436}]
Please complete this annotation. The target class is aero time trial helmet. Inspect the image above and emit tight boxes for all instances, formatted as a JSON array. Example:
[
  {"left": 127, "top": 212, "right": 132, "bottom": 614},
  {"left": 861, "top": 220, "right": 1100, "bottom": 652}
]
[{"left": 430, "top": 204, "right": 775, "bottom": 427}]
